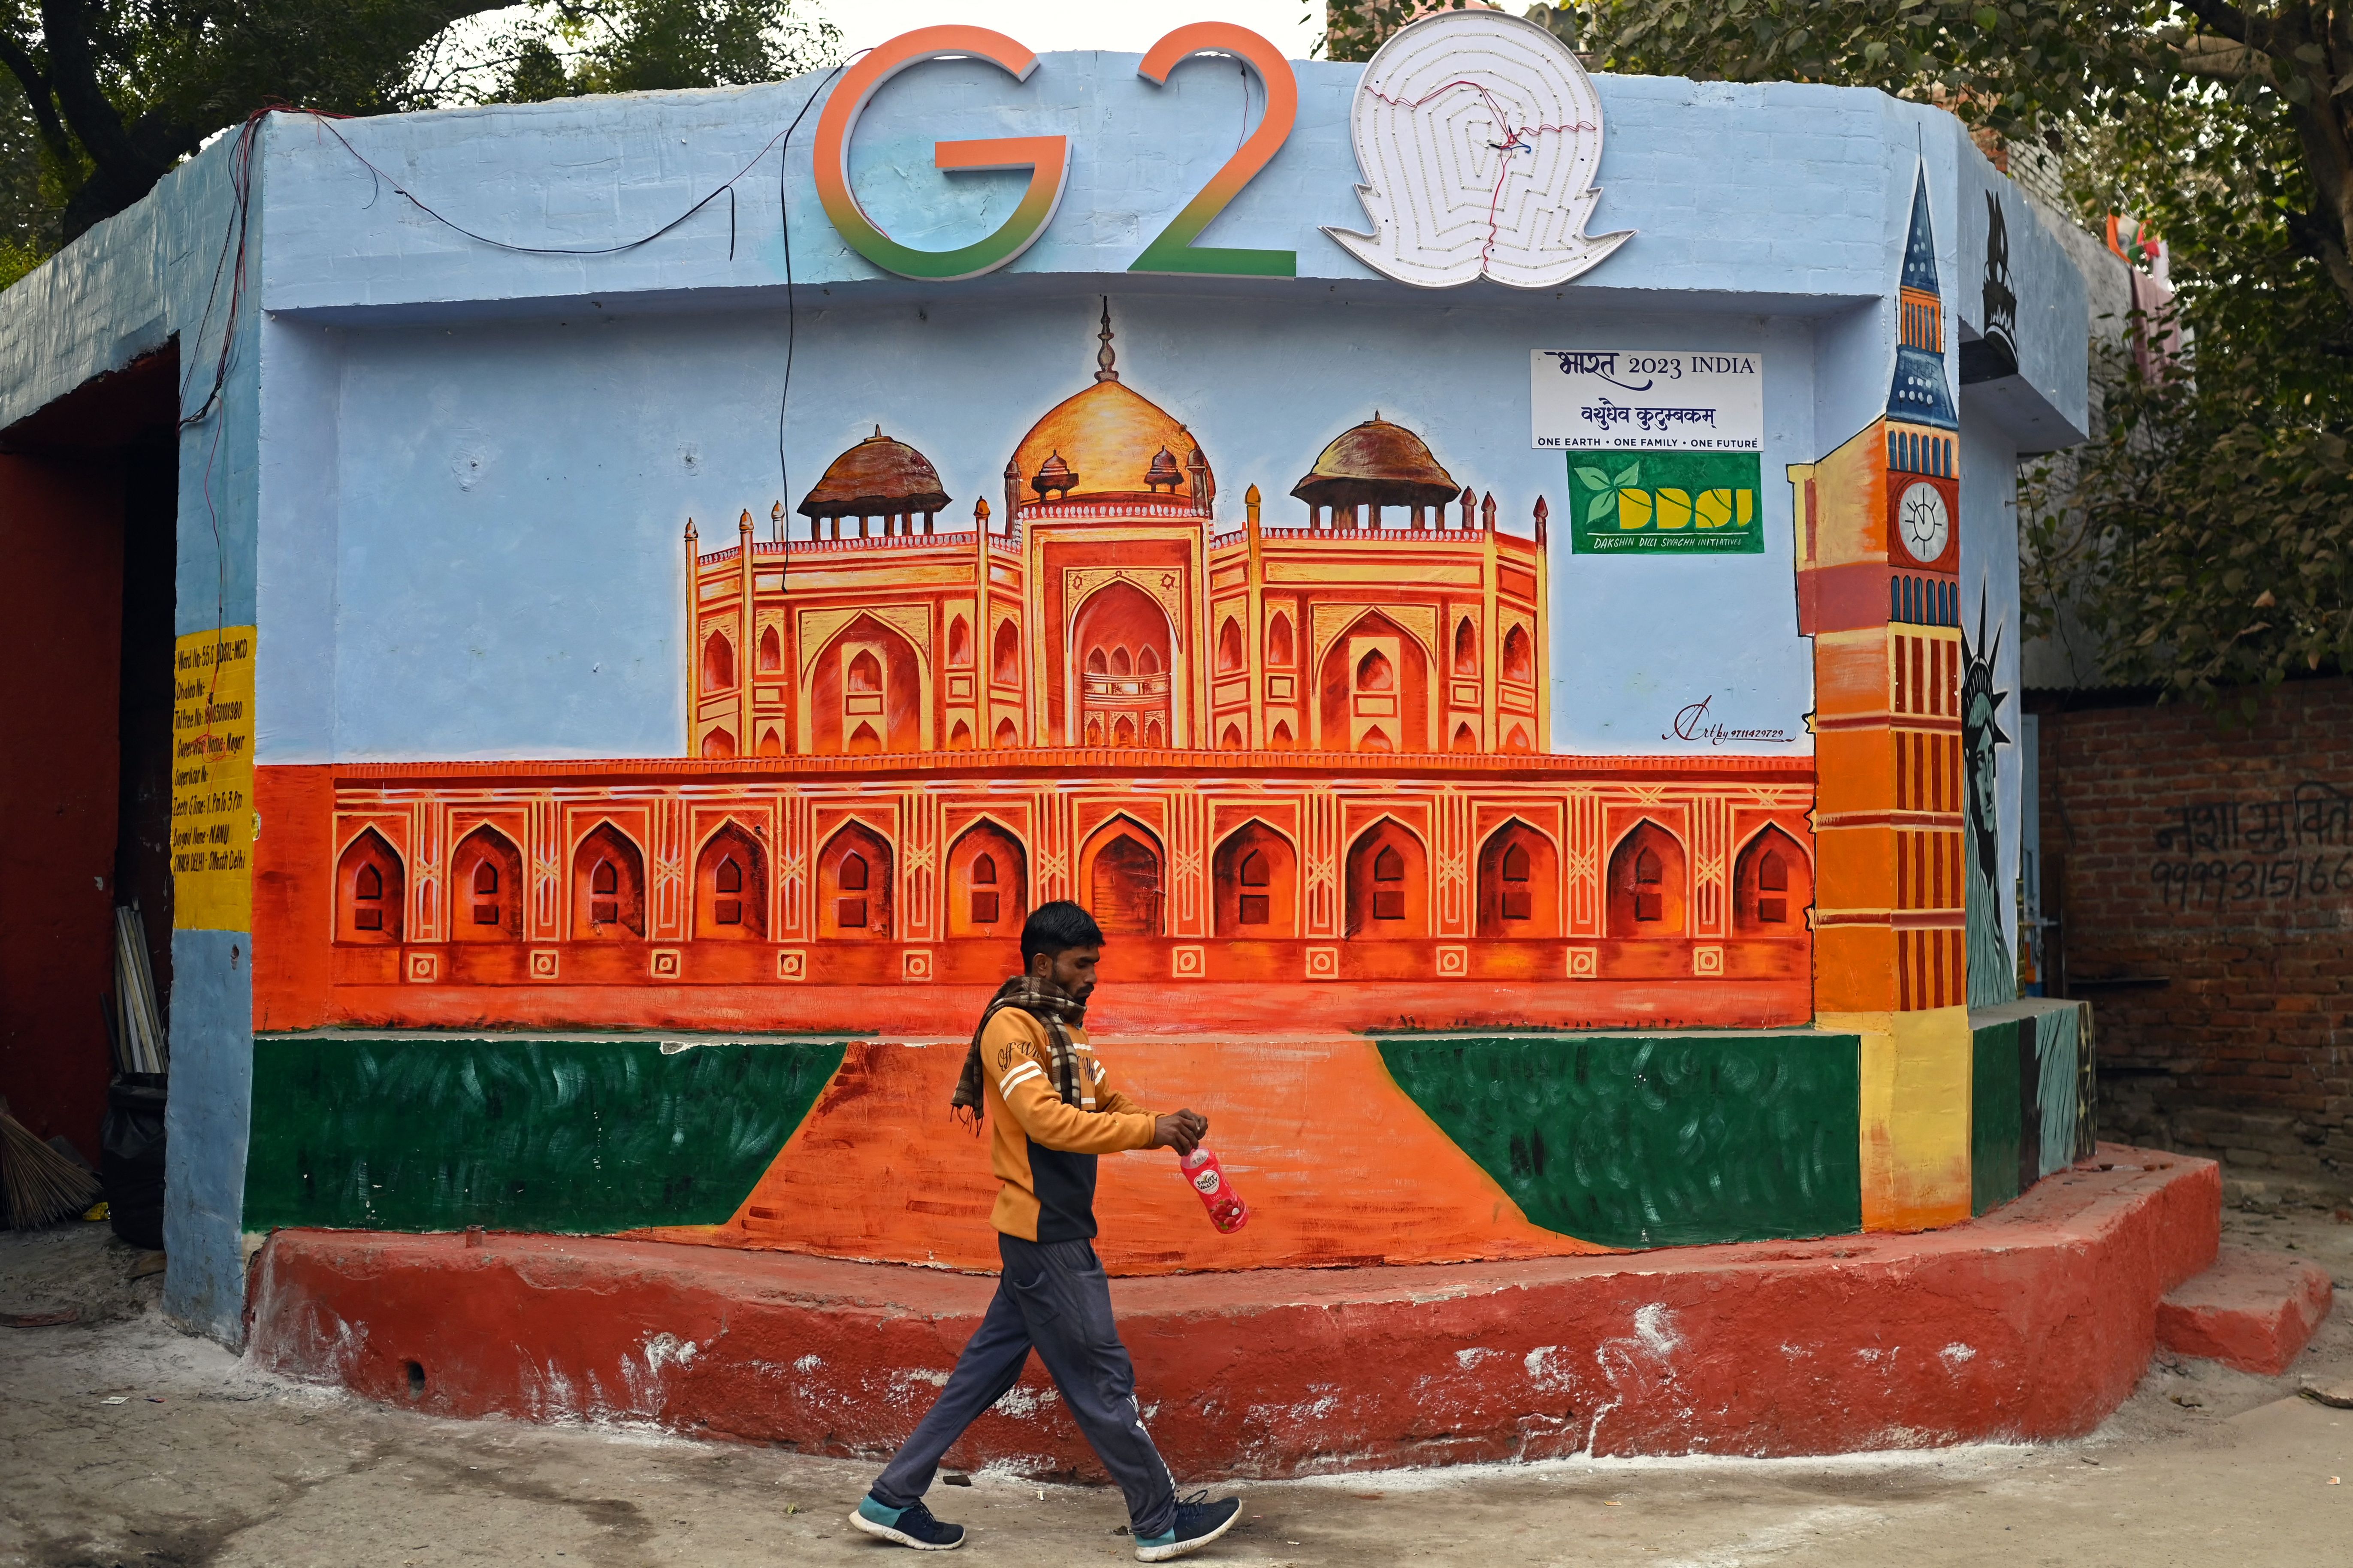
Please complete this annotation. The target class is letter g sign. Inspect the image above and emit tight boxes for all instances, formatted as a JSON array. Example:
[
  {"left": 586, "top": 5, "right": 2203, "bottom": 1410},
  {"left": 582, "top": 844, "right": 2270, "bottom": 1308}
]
[{"left": 812, "top": 26, "right": 1069, "bottom": 282}]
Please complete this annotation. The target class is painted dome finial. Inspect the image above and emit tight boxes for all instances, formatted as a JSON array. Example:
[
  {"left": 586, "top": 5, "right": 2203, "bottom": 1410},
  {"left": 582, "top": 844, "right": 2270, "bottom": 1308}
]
[{"left": 1095, "top": 297, "right": 1119, "bottom": 384}]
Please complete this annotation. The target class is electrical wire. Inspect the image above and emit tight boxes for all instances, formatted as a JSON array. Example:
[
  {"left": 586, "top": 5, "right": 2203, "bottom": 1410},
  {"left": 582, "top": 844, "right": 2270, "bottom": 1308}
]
[
  {"left": 168, "top": 60, "right": 861, "bottom": 733},
  {"left": 773, "top": 59, "right": 855, "bottom": 545},
  {"left": 177, "top": 109, "right": 280, "bottom": 758}
]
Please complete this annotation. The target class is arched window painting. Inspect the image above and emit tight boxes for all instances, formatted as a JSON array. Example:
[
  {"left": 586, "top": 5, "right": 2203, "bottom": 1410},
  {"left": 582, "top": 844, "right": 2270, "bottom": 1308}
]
[
  {"left": 757, "top": 625, "right": 782, "bottom": 673},
  {"left": 1344, "top": 820, "right": 1426, "bottom": 938},
  {"left": 337, "top": 828, "right": 404, "bottom": 944},
  {"left": 1084, "top": 820, "right": 1163, "bottom": 937},
  {"left": 1477, "top": 821, "right": 1557, "bottom": 937},
  {"left": 948, "top": 821, "right": 1027, "bottom": 938},
  {"left": 1214, "top": 822, "right": 1296, "bottom": 936},
  {"left": 1453, "top": 617, "right": 1478, "bottom": 675},
  {"left": 702, "top": 631, "right": 734, "bottom": 691},
  {"left": 1735, "top": 825, "right": 1813, "bottom": 937},
  {"left": 1607, "top": 821, "right": 1687, "bottom": 938},
  {"left": 1266, "top": 612, "right": 1294, "bottom": 668},
  {"left": 947, "top": 616, "right": 973, "bottom": 667},
  {"left": 1324, "top": 618, "right": 1424, "bottom": 754},
  {"left": 1217, "top": 618, "right": 1244, "bottom": 673},
  {"left": 993, "top": 620, "right": 1021, "bottom": 684},
  {"left": 1075, "top": 581, "right": 1173, "bottom": 752},
  {"left": 451, "top": 826, "right": 522, "bottom": 942},
  {"left": 813, "top": 617, "right": 921, "bottom": 756},
  {"left": 820, "top": 823, "right": 893, "bottom": 939},
  {"left": 1501, "top": 624, "right": 1534, "bottom": 684},
  {"left": 695, "top": 823, "right": 765, "bottom": 940},
  {"left": 572, "top": 823, "right": 647, "bottom": 939}
]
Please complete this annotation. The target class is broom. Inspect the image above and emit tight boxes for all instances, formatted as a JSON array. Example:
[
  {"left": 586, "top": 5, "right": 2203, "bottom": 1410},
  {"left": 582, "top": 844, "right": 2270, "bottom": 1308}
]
[{"left": 0, "top": 1097, "right": 101, "bottom": 1229}]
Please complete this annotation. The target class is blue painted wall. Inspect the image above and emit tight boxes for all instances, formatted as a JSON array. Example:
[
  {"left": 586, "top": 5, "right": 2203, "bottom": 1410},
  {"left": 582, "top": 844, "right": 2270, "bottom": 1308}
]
[{"left": 0, "top": 47, "right": 2092, "bottom": 1347}]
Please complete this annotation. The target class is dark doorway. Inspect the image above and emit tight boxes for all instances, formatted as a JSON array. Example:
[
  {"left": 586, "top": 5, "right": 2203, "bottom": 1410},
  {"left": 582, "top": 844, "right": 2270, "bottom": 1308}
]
[{"left": 0, "top": 349, "right": 178, "bottom": 1161}]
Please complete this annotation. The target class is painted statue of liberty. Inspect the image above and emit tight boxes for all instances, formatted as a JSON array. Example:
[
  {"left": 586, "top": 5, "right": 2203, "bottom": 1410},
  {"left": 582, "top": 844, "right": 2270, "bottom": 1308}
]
[{"left": 1963, "top": 587, "right": 2014, "bottom": 1007}]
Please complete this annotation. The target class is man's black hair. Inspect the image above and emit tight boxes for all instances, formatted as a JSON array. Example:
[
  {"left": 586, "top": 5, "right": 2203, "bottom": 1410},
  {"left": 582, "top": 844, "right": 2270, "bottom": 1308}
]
[{"left": 1021, "top": 900, "right": 1103, "bottom": 967}]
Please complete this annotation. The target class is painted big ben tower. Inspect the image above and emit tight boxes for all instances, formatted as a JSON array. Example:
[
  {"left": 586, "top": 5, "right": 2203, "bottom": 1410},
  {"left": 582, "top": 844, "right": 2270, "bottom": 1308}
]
[{"left": 1788, "top": 169, "right": 1970, "bottom": 1232}]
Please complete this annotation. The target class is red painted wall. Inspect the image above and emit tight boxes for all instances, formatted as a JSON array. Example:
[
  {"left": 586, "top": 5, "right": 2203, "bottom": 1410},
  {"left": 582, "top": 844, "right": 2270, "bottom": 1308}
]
[
  {"left": 0, "top": 454, "right": 124, "bottom": 1157},
  {"left": 2035, "top": 679, "right": 2353, "bottom": 1191}
]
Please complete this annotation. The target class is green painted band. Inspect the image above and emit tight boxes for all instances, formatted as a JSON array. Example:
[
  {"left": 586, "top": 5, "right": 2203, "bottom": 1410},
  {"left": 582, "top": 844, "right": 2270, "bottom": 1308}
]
[
  {"left": 244, "top": 1035, "right": 845, "bottom": 1234},
  {"left": 1376, "top": 1032, "right": 1865, "bottom": 1249}
]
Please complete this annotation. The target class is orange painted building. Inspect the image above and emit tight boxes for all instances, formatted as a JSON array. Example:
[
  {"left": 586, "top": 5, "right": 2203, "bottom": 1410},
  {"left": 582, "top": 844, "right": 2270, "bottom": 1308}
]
[{"left": 272, "top": 310, "right": 1818, "bottom": 1032}]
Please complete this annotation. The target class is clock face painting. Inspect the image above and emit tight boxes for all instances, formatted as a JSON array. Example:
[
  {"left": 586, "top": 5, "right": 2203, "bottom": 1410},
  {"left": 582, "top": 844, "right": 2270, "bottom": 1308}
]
[{"left": 1897, "top": 480, "right": 1950, "bottom": 564}]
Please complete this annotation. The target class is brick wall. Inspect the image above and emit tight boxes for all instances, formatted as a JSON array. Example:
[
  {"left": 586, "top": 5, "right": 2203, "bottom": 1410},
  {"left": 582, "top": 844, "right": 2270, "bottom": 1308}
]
[{"left": 2035, "top": 677, "right": 2353, "bottom": 1192}]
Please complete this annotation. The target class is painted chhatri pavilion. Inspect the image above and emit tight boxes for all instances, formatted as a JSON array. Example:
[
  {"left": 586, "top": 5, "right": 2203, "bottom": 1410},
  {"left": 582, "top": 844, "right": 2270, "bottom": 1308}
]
[{"left": 321, "top": 308, "right": 1813, "bottom": 1025}]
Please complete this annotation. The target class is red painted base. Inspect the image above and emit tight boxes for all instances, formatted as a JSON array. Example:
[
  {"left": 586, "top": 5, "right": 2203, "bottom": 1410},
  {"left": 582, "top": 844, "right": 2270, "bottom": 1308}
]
[
  {"left": 246, "top": 1146, "right": 2220, "bottom": 1475},
  {"left": 2155, "top": 1244, "right": 2335, "bottom": 1376}
]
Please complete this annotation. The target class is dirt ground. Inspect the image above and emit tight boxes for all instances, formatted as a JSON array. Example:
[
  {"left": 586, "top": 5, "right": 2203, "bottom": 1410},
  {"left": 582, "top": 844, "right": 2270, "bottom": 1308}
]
[{"left": 3, "top": 1196, "right": 2349, "bottom": 1568}]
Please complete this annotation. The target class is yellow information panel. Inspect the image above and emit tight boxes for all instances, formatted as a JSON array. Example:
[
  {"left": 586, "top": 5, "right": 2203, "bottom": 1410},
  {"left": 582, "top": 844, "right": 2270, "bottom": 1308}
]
[{"left": 172, "top": 626, "right": 257, "bottom": 932}]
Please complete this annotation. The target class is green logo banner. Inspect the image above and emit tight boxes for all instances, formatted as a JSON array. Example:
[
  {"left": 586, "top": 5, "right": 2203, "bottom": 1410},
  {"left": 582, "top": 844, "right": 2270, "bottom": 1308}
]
[{"left": 1566, "top": 451, "right": 1764, "bottom": 555}]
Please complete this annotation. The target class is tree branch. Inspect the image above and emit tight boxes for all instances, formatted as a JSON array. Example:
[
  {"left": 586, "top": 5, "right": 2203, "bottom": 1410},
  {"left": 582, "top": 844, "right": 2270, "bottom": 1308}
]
[
  {"left": 2177, "top": 0, "right": 2253, "bottom": 46},
  {"left": 0, "top": 28, "right": 73, "bottom": 163},
  {"left": 2175, "top": 30, "right": 2262, "bottom": 81},
  {"left": 37, "top": 0, "right": 155, "bottom": 182}
]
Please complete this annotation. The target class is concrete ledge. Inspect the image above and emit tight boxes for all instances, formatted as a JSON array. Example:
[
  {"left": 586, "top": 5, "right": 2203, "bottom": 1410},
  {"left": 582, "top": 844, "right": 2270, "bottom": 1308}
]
[
  {"left": 2156, "top": 1244, "right": 2335, "bottom": 1376},
  {"left": 244, "top": 1146, "right": 2218, "bottom": 1476}
]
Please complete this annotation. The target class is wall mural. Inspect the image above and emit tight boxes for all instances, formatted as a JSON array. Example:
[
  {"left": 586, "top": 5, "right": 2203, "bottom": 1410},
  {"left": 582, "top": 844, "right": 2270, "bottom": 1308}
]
[
  {"left": 272, "top": 297, "right": 1816, "bottom": 1039},
  {"left": 240, "top": 22, "right": 2098, "bottom": 1268},
  {"left": 1963, "top": 589, "right": 2016, "bottom": 1008}
]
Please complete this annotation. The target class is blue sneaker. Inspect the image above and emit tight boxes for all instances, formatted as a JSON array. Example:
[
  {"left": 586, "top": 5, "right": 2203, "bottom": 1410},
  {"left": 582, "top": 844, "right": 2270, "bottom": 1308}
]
[
  {"left": 849, "top": 1493, "right": 966, "bottom": 1550},
  {"left": 1133, "top": 1490, "right": 1242, "bottom": 1562}
]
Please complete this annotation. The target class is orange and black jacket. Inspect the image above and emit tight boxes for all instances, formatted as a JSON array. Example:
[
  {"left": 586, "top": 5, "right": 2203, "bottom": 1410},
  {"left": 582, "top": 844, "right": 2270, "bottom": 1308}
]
[{"left": 981, "top": 1008, "right": 1157, "bottom": 1243}]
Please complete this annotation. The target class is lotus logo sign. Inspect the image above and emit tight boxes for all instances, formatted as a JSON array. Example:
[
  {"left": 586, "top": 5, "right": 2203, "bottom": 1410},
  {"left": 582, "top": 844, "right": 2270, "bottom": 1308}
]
[{"left": 1326, "top": 10, "right": 1633, "bottom": 289}]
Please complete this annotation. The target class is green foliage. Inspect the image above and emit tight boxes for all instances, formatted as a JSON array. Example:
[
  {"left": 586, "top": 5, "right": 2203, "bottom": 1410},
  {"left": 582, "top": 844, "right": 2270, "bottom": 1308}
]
[
  {"left": 0, "top": 0, "right": 839, "bottom": 270},
  {"left": 1566, "top": 0, "right": 2169, "bottom": 136},
  {"left": 481, "top": 0, "right": 838, "bottom": 104},
  {"left": 2024, "top": 335, "right": 2353, "bottom": 705},
  {"left": 2018, "top": 24, "right": 2353, "bottom": 702},
  {"left": 1320, "top": 0, "right": 1489, "bottom": 63}
]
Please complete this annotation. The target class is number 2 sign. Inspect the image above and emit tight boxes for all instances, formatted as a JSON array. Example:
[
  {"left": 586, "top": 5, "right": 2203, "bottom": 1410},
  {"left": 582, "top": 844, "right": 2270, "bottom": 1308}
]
[{"left": 811, "top": 23, "right": 1299, "bottom": 283}]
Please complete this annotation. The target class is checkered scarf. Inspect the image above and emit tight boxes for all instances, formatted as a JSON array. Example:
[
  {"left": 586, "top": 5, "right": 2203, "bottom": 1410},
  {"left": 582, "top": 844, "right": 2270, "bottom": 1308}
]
[{"left": 950, "top": 974, "right": 1088, "bottom": 1131}]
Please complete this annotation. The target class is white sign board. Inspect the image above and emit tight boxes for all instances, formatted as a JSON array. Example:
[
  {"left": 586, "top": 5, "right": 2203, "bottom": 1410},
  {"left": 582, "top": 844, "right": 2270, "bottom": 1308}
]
[{"left": 1531, "top": 350, "right": 1763, "bottom": 451}]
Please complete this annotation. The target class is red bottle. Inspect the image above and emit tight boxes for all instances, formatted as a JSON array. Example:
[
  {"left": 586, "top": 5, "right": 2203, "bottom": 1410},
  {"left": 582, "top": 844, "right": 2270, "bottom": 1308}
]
[{"left": 1180, "top": 1147, "right": 1249, "bottom": 1233}]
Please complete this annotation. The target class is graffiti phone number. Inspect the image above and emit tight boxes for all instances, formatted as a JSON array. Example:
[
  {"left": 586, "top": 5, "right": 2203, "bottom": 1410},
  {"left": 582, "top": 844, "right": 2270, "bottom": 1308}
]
[{"left": 2151, "top": 854, "right": 2353, "bottom": 912}]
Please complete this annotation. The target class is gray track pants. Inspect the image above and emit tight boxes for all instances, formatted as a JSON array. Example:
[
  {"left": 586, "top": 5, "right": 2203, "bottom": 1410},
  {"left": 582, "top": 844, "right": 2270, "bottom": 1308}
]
[{"left": 871, "top": 1234, "right": 1178, "bottom": 1537}]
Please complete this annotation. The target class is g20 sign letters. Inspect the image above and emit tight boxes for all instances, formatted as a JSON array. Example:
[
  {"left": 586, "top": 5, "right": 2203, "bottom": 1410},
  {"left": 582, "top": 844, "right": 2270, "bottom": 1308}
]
[
  {"left": 812, "top": 12, "right": 1634, "bottom": 288},
  {"left": 815, "top": 23, "right": 1299, "bottom": 282}
]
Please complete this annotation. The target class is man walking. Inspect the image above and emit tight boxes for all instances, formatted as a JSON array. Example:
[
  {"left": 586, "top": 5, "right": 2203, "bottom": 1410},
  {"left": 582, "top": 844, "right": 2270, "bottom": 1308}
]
[{"left": 850, "top": 901, "right": 1243, "bottom": 1560}]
